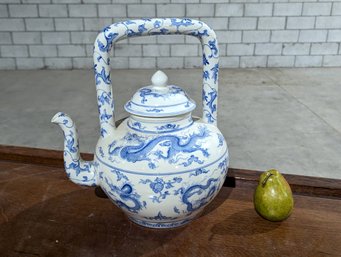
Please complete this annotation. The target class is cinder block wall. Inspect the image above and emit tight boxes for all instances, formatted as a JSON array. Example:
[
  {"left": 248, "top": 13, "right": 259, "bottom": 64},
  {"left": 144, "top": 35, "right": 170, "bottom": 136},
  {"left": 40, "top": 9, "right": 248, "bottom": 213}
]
[{"left": 0, "top": 0, "right": 341, "bottom": 69}]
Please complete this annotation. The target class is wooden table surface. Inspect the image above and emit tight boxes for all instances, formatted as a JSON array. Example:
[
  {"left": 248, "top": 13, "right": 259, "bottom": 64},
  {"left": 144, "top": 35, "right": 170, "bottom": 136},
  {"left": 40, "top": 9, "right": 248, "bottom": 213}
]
[{"left": 0, "top": 146, "right": 340, "bottom": 257}]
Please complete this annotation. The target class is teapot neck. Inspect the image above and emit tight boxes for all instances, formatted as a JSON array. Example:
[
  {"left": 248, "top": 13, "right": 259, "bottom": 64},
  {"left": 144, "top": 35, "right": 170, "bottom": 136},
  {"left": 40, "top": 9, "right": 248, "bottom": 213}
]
[{"left": 127, "top": 113, "right": 193, "bottom": 134}]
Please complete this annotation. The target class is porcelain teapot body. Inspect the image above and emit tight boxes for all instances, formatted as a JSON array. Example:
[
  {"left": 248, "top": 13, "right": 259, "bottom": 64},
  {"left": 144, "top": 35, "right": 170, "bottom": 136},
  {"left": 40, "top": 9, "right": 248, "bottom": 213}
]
[{"left": 52, "top": 18, "right": 229, "bottom": 228}]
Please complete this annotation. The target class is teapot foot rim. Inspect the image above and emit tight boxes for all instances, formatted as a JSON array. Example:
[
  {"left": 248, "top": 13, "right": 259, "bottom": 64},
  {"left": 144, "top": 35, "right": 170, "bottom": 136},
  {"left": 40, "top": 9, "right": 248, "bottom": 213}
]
[{"left": 128, "top": 213, "right": 201, "bottom": 229}]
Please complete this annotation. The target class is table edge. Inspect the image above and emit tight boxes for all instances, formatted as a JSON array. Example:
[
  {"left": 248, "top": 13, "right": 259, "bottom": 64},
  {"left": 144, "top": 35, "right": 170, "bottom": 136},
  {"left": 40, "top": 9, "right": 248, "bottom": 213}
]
[{"left": 0, "top": 144, "right": 340, "bottom": 199}]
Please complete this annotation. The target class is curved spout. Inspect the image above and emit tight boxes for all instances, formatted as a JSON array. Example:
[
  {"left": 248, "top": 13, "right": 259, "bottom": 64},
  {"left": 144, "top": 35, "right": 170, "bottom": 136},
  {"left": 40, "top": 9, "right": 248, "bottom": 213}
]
[{"left": 51, "top": 112, "right": 97, "bottom": 186}]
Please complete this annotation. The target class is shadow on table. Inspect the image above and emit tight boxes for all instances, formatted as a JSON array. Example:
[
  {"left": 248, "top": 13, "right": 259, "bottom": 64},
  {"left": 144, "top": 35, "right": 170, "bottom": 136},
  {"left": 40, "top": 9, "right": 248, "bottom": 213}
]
[{"left": 211, "top": 208, "right": 281, "bottom": 236}]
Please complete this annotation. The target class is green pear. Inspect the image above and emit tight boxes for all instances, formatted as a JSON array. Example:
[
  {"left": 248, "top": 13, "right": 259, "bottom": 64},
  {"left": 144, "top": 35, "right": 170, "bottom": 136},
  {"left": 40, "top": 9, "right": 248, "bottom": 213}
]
[{"left": 254, "top": 169, "right": 294, "bottom": 222}]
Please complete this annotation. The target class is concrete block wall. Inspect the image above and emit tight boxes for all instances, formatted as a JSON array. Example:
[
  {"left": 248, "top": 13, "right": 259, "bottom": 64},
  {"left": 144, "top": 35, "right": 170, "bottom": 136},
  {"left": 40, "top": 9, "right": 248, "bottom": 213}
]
[{"left": 1, "top": 0, "right": 341, "bottom": 69}]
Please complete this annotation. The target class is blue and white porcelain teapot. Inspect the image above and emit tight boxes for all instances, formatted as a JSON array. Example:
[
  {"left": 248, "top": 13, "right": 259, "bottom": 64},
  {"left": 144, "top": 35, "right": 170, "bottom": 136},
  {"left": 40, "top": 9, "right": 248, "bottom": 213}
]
[{"left": 52, "top": 18, "right": 229, "bottom": 229}]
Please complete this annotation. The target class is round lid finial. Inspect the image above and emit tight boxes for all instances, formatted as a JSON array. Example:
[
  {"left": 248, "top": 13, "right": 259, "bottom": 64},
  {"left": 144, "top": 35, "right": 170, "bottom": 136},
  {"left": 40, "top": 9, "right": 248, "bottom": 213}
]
[
  {"left": 151, "top": 70, "right": 168, "bottom": 88},
  {"left": 124, "top": 69, "right": 196, "bottom": 117}
]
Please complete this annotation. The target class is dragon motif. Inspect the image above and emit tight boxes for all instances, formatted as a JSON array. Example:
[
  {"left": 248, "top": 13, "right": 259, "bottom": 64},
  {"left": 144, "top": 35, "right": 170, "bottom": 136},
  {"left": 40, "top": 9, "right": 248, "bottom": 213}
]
[
  {"left": 175, "top": 178, "right": 219, "bottom": 212},
  {"left": 109, "top": 127, "right": 210, "bottom": 167},
  {"left": 103, "top": 177, "right": 145, "bottom": 213}
]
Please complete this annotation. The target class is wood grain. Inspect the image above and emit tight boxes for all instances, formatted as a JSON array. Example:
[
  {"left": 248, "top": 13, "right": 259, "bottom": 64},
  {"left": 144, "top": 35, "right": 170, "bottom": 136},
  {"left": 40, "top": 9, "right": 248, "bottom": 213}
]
[{"left": 0, "top": 160, "right": 340, "bottom": 257}]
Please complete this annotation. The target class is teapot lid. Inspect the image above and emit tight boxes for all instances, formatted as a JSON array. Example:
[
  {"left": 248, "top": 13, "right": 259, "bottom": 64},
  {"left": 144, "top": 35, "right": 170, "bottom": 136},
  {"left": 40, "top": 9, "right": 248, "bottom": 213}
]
[{"left": 124, "top": 70, "right": 196, "bottom": 117}]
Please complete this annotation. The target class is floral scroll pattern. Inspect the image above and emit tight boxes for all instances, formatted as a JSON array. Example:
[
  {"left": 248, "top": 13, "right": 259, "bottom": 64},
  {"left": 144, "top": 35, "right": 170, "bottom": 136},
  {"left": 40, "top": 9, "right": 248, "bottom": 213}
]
[{"left": 93, "top": 18, "right": 219, "bottom": 138}]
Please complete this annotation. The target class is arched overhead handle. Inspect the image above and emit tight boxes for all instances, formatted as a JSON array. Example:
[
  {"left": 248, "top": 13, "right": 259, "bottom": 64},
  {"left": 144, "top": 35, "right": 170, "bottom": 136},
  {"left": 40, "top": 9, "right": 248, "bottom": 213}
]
[{"left": 93, "top": 18, "right": 219, "bottom": 137}]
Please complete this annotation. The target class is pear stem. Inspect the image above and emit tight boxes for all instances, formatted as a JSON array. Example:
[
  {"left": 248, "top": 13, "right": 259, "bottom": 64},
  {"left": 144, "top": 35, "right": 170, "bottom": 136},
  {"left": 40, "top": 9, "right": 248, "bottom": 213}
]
[{"left": 262, "top": 173, "right": 273, "bottom": 187}]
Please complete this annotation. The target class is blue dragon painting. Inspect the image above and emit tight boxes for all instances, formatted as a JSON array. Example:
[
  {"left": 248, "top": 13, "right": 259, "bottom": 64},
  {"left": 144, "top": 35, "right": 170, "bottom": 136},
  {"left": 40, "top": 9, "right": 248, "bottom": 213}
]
[
  {"left": 175, "top": 178, "right": 219, "bottom": 212},
  {"left": 109, "top": 126, "right": 210, "bottom": 168},
  {"left": 103, "top": 177, "right": 146, "bottom": 213}
]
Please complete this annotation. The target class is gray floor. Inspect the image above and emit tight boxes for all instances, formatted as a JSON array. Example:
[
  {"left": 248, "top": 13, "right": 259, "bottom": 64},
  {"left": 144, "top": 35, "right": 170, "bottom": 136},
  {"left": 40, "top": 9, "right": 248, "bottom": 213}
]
[{"left": 1, "top": 68, "right": 341, "bottom": 179}]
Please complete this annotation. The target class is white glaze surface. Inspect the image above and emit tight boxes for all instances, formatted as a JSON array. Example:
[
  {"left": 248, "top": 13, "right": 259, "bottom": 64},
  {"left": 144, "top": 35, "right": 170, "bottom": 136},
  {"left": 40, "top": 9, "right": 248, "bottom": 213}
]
[{"left": 52, "top": 18, "right": 228, "bottom": 228}]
